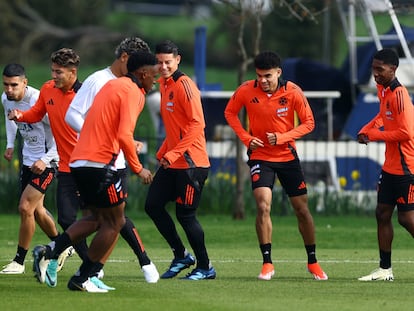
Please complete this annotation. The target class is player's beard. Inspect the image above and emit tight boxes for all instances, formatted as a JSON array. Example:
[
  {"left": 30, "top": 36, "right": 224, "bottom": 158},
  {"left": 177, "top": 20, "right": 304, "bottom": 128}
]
[
  {"left": 260, "top": 82, "right": 270, "bottom": 93},
  {"left": 6, "top": 94, "right": 17, "bottom": 101}
]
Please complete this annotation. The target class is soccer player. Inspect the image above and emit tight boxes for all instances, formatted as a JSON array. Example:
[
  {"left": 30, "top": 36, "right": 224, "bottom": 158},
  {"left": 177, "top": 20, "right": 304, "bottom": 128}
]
[
  {"left": 144, "top": 40, "right": 216, "bottom": 280},
  {"left": 224, "top": 51, "right": 328, "bottom": 281},
  {"left": 31, "top": 51, "right": 157, "bottom": 293},
  {"left": 358, "top": 48, "right": 414, "bottom": 282},
  {"left": 0, "top": 63, "right": 69, "bottom": 274},
  {"left": 7, "top": 48, "right": 91, "bottom": 284},
  {"left": 65, "top": 37, "right": 159, "bottom": 283}
]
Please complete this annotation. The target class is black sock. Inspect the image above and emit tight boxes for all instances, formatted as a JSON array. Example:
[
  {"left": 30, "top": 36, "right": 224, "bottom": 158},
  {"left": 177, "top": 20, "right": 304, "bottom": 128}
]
[
  {"left": 379, "top": 249, "right": 391, "bottom": 269},
  {"left": 260, "top": 243, "right": 272, "bottom": 264},
  {"left": 120, "top": 217, "right": 151, "bottom": 266},
  {"left": 305, "top": 244, "right": 317, "bottom": 264},
  {"left": 78, "top": 257, "right": 95, "bottom": 282},
  {"left": 89, "top": 262, "right": 104, "bottom": 278},
  {"left": 13, "top": 246, "right": 27, "bottom": 265},
  {"left": 47, "top": 232, "right": 72, "bottom": 259},
  {"left": 49, "top": 233, "right": 60, "bottom": 241},
  {"left": 173, "top": 247, "right": 187, "bottom": 259}
]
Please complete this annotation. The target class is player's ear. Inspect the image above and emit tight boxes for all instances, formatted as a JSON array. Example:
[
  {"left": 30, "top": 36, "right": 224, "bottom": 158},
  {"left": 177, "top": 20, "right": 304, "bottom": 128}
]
[
  {"left": 120, "top": 52, "right": 129, "bottom": 63},
  {"left": 277, "top": 68, "right": 282, "bottom": 77}
]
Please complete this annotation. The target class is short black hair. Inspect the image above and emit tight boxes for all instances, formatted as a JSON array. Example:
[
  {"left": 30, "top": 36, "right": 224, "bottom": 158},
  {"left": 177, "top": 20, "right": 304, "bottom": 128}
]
[
  {"left": 155, "top": 40, "right": 179, "bottom": 55},
  {"left": 127, "top": 51, "right": 157, "bottom": 72},
  {"left": 373, "top": 48, "right": 399, "bottom": 67},
  {"left": 114, "top": 37, "right": 150, "bottom": 58},
  {"left": 3, "top": 63, "right": 26, "bottom": 77},
  {"left": 254, "top": 51, "right": 282, "bottom": 70}
]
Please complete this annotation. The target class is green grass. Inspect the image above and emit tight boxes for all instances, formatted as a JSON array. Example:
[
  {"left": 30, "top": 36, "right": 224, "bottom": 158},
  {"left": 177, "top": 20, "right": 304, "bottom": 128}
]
[{"left": 1, "top": 214, "right": 414, "bottom": 310}]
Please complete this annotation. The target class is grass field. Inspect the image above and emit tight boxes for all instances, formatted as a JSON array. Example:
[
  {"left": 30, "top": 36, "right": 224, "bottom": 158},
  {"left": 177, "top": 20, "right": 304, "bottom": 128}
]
[{"left": 1, "top": 213, "right": 414, "bottom": 311}]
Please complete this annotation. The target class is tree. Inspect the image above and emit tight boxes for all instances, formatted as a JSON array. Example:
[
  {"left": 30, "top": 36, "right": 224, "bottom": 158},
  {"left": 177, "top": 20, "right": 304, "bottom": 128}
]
[{"left": 0, "top": 0, "right": 125, "bottom": 64}]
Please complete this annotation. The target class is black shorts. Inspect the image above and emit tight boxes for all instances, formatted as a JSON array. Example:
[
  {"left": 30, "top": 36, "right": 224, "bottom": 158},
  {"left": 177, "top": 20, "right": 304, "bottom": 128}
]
[
  {"left": 147, "top": 167, "right": 209, "bottom": 210},
  {"left": 20, "top": 165, "right": 55, "bottom": 195},
  {"left": 71, "top": 166, "right": 125, "bottom": 208},
  {"left": 378, "top": 170, "right": 414, "bottom": 211},
  {"left": 247, "top": 159, "right": 307, "bottom": 197}
]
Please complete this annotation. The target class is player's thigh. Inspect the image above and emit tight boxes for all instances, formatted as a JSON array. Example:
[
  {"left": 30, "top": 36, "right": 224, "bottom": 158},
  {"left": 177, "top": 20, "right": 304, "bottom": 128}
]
[
  {"left": 146, "top": 168, "right": 176, "bottom": 207},
  {"left": 19, "top": 185, "right": 44, "bottom": 212}
]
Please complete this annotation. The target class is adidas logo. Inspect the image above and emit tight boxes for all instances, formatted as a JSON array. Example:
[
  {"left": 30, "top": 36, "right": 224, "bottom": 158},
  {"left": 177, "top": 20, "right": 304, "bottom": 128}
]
[
  {"left": 297, "top": 181, "right": 306, "bottom": 190},
  {"left": 396, "top": 196, "right": 406, "bottom": 204},
  {"left": 250, "top": 97, "right": 259, "bottom": 104}
]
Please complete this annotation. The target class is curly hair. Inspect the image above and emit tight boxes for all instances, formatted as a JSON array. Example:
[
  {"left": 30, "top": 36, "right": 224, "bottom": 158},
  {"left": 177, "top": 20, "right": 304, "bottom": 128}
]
[
  {"left": 50, "top": 48, "right": 80, "bottom": 68},
  {"left": 114, "top": 37, "right": 150, "bottom": 58}
]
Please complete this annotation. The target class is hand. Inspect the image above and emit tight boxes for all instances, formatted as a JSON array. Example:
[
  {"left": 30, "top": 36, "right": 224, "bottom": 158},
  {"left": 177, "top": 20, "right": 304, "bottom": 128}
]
[
  {"left": 159, "top": 157, "right": 170, "bottom": 169},
  {"left": 249, "top": 137, "right": 264, "bottom": 150},
  {"left": 3, "top": 148, "right": 13, "bottom": 161},
  {"left": 357, "top": 133, "right": 369, "bottom": 144},
  {"left": 138, "top": 168, "right": 153, "bottom": 184},
  {"left": 266, "top": 132, "right": 277, "bottom": 146},
  {"left": 30, "top": 159, "right": 46, "bottom": 175},
  {"left": 134, "top": 140, "right": 144, "bottom": 155},
  {"left": 8, "top": 109, "right": 22, "bottom": 121}
]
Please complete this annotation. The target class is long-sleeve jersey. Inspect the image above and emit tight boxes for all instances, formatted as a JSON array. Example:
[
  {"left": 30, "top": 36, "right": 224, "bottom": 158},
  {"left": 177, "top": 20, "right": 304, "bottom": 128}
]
[
  {"left": 225, "top": 79, "right": 315, "bottom": 162},
  {"left": 70, "top": 76, "right": 145, "bottom": 174},
  {"left": 65, "top": 67, "right": 127, "bottom": 169},
  {"left": 157, "top": 71, "right": 210, "bottom": 169},
  {"left": 2, "top": 86, "right": 58, "bottom": 167},
  {"left": 358, "top": 79, "right": 414, "bottom": 175},
  {"left": 16, "top": 80, "right": 81, "bottom": 173}
]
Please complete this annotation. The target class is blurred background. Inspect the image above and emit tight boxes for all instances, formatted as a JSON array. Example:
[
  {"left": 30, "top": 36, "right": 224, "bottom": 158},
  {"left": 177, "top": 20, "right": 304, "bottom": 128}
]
[{"left": 2, "top": 0, "right": 414, "bottom": 217}]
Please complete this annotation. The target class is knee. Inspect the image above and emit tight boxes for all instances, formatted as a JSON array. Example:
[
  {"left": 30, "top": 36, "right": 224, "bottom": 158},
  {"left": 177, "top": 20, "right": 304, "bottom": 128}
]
[
  {"left": 144, "top": 204, "right": 156, "bottom": 219},
  {"left": 145, "top": 201, "right": 163, "bottom": 219},
  {"left": 115, "top": 216, "right": 126, "bottom": 232},
  {"left": 256, "top": 202, "right": 271, "bottom": 217},
  {"left": 18, "top": 200, "right": 34, "bottom": 218},
  {"left": 397, "top": 214, "right": 411, "bottom": 230},
  {"left": 375, "top": 206, "right": 392, "bottom": 223},
  {"left": 176, "top": 207, "right": 196, "bottom": 225}
]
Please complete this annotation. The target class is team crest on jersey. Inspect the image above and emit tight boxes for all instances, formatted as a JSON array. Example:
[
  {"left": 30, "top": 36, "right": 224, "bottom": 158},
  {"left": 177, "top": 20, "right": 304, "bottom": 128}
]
[
  {"left": 169, "top": 91, "right": 174, "bottom": 100},
  {"left": 279, "top": 97, "right": 288, "bottom": 105}
]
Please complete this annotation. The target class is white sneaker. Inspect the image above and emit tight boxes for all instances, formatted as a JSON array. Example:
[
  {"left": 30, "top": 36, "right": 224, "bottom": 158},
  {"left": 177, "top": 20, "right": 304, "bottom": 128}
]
[
  {"left": 0, "top": 261, "right": 25, "bottom": 274},
  {"left": 90, "top": 276, "right": 115, "bottom": 290},
  {"left": 57, "top": 246, "right": 76, "bottom": 272},
  {"left": 68, "top": 277, "right": 108, "bottom": 293},
  {"left": 142, "top": 262, "right": 159, "bottom": 283},
  {"left": 358, "top": 267, "right": 394, "bottom": 281},
  {"left": 32, "top": 245, "right": 49, "bottom": 283}
]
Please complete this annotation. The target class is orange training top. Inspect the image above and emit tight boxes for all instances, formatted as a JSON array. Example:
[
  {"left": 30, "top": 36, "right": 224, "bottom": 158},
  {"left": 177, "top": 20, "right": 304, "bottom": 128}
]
[
  {"left": 225, "top": 79, "right": 315, "bottom": 162},
  {"left": 17, "top": 80, "right": 81, "bottom": 173},
  {"left": 70, "top": 76, "right": 144, "bottom": 174},
  {"left": 157, "top": 71, "right": 210, "bottom": 169},
  {"left": 358, "top": 79, "right": 414, "bottom": 175}
]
